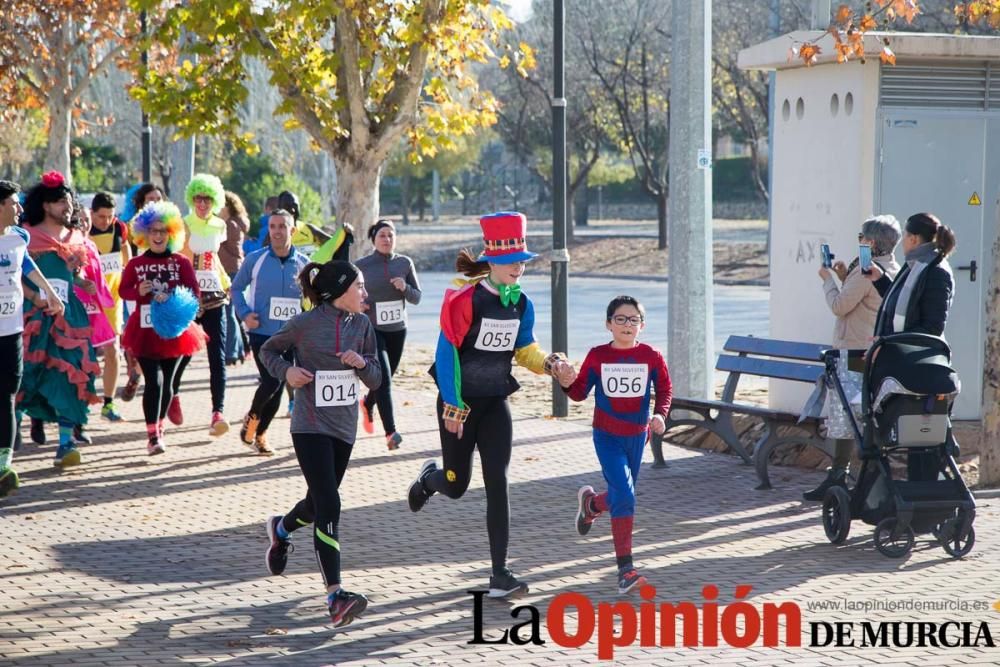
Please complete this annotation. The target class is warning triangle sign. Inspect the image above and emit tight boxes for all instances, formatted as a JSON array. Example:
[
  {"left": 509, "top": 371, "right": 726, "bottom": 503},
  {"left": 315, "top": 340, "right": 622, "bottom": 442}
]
[{"left": 968, "top": 192, "right": 982, "bottom": 206}]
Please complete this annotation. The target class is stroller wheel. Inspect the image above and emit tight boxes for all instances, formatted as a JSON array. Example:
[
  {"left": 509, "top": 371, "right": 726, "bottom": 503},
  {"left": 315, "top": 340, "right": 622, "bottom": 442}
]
[
  {"left": 938, "top": 520, "right": 975, "bottom": 559},
  {"left": 873, "top": 518, "right": 914, "bottom": 558},
  {"left": 821, "top": 486, "right": 851, "bottom": 544}
]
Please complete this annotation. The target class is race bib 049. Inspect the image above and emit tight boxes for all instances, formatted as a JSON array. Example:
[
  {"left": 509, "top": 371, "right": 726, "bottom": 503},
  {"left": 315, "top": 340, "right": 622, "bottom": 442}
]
[
  {"left": 315, "top": 370, "right": 358, "bottom": 406},
  {"left": 99, "top": 252, "right": 123, "bottom": 275},
  {"left": 269, "top": 297, "right": 301, "bottom": 321},
  {"left": 474, "top": 318, "right": 519, "bottom": 352},
  {"left": 375, "top": 299, "right": 406, "bottom": 326},
  {"left": 600, "top": 363, "right": 649, "bottom": 398},
  {"left": 196, "top": 270, "right": 222, "bottom": 292}
]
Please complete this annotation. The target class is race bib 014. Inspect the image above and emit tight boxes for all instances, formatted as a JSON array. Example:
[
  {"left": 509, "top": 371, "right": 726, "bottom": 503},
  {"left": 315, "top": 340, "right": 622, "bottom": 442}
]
[
  {"left": 315, "top": 370, "right": 358, "bottom": 406},
  {"left": 600, "top": 363, "right": 648, "bottom": 398},
  {"left": 474, "top": 318, "right": 519, "bottom": 352}
]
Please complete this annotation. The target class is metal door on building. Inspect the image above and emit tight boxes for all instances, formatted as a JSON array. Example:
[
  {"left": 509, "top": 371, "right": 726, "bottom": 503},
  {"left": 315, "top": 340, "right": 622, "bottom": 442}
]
[{"left": 876, "top": 110, "right": 987, "bottom": 419}]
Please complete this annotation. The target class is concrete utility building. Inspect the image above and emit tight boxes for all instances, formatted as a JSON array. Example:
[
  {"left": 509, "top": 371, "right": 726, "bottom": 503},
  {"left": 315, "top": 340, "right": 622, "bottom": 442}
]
[{"left": 740, "top": 31, "right": 1000, "bottom": 419}]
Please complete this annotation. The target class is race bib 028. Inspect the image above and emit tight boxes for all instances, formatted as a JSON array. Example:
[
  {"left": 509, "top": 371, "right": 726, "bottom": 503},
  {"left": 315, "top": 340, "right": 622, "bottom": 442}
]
[
  {"left": 600, "top": 363, "right": 649, "bottom": 398},
  {"left": 140, "top": 304, "right": 153, "bottom": 329},
  {"left": 196, "top": 270, "right": 222, "bottom": 293}
]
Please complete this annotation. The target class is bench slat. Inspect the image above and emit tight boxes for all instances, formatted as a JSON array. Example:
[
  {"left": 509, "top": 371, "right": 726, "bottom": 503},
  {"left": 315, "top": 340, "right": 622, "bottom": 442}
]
[
  {"left": 670, "top": 397, "right": 804, "bottom": 421},
  {"left": 715, "top": 354, "right": 824, "bottom": 383},
  {"left": 723, "top": 335, "right": 829, "bottom": 362}
]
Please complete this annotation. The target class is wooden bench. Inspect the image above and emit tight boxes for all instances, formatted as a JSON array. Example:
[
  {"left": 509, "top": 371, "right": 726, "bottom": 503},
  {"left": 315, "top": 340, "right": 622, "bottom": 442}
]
[{"left": 652, "top": 335, "right": 834, "bottom": 490}]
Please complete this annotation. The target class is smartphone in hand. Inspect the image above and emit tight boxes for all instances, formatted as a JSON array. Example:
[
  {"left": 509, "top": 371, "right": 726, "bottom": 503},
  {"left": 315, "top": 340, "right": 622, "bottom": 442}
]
[
  {"left": 859, "top": 244, "right": 873, "bottom": 275},
  {"left": 820, "top": 243, "right": 834, "bottom": 268}
]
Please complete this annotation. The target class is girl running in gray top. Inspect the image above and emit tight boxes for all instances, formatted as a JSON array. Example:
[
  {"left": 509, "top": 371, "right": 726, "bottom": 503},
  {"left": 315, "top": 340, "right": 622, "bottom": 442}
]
[{"left": 260, "top": 260, "right": 381, "bottom": 628}]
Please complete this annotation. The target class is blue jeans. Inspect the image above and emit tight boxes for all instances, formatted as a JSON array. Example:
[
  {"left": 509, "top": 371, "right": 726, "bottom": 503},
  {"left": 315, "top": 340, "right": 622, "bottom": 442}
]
[{"left": 594, "top": 430, "right": 646, "bottom": 518}]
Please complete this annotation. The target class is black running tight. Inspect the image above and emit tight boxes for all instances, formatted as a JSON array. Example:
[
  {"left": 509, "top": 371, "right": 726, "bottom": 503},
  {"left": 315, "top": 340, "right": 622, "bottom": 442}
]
[
  {"left": 425, "top": 394, "right": 512, "bottom": 575},
  {"left": 174, "top": 306, "right": 226, "bottom": 413},
  {"left": 0, "top": 333, "right": 22, "bottom": 450},
  {"left": 138, "top": 357, "right": 183, "bottom": 426},
  {"left": 248, "top": 335, "right": 293, "bottom": 434},
  {"left": 364, "top": 328, "right": 406, "bottom": 435},
  {"left": 282, "top": 433, "right": 354, "bottom": 586}
]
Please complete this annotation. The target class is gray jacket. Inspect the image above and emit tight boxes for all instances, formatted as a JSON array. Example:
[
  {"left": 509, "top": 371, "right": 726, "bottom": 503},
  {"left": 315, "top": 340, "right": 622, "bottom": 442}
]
[
  {"left": 260, "top": 303, "right": 381, "bottom": 443},
  {"left": 355, "top": 251, "right": 421, "bottom": 332}
]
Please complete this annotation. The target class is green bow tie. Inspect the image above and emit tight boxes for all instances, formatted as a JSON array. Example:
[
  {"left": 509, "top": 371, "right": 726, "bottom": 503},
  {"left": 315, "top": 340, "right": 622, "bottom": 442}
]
[{"left": 496, "top": 282, "right": 522, "bottom": 307}]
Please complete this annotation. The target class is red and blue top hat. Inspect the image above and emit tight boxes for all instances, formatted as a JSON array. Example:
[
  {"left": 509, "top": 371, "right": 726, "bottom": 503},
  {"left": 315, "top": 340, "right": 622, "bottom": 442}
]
[{"left": 476, "top": 211, "right": 538, "bottom": 264}]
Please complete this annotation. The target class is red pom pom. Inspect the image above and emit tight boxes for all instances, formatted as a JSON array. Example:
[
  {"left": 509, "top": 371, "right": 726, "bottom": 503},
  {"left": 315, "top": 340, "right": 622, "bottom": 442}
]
[{"left": 41, "top": 171, "right": 65, "bottom": 188}]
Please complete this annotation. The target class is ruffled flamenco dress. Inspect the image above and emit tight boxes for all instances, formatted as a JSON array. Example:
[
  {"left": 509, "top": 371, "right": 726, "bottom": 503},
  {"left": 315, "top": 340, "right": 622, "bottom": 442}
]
[{"left": 19, "top": 229, "right": 100, "bottom": 425}]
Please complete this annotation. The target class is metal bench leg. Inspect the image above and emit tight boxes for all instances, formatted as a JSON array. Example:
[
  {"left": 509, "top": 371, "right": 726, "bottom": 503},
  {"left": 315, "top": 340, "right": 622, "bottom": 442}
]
[
  {"left": 753, "top": 424, "right": 780, "bottom": 490},
  {"left": 716, "top": 411, "right": 753, "bottom": 465}
]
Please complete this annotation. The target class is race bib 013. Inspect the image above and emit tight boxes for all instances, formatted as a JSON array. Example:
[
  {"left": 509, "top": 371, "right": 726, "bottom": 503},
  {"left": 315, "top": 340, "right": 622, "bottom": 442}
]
[
  {"left": 600, "top": 363, "right": 648, "bottom": 398},
  {"left": 375, "top": 299, "right": 406, "bottom": 326},
  {"left": 269, "top": 297, "right": 301, "bottom": 321},
  {"left": 315, "top": 370, "right": 358, "bottom": 406},
  {"left": 474, "top": 318, "right": 519, "bottom": 352}
]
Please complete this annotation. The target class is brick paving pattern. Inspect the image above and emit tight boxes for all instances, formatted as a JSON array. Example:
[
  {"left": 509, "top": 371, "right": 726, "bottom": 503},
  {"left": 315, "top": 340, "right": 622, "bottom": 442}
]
[{"left": 2, "top": 357, "right": 998, "bottom": 666}]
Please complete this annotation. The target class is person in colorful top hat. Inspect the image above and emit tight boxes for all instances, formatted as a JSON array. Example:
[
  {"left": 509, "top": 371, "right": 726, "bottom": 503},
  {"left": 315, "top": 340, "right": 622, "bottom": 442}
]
[
  {"left": 175, "top": 173, "right": 231, "bottom": 437},
  {"left": 0, "top": 179, "right": 65, "bottom": 496},
  {"left": 18, "top": 171, "right": 101, "bottom": 468},
  {"left": 406, "top": 211, "right": 569, "bottom": 598}
]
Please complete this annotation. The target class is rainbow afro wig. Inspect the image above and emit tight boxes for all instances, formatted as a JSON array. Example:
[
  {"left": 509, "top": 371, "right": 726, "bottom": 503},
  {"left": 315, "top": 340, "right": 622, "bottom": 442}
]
[
  {"left": 132, "top": 201, "right": 186, "bottom": 252},
  {"left": 184, "top": 173, "right": 225, "bottom": 215}
]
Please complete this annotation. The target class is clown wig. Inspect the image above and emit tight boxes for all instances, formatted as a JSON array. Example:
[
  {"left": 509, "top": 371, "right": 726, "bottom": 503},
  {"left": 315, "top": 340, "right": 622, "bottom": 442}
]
[
  {"left": 131, "top": 201, "right": 186, "bottom": 252},
  {"left": 184, "top": 173, "right": 225, "bottom": 215}
]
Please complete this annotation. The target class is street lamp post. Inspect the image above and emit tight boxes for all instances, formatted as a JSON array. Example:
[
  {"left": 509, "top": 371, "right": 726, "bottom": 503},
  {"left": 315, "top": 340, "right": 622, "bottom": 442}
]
[
  {"left": 551, "top": 0, "right": 569, "bottom": 417},
  {"left": 140, "top": 10, "right": 152, "bottom": 183}
]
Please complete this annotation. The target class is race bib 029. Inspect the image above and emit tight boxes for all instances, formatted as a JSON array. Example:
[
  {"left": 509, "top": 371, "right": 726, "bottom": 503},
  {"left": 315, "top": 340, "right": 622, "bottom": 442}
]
[
  {"left": 315, "top": 370, "right": 358, "bottom": 406},
  {"left": 600, "top": 363, "right": 649, "bottom": 398},
  {"left": 474, "top": 318, "right": 519, "bottom": 352},
  {"left": 0, "top": 290, "right": 19, "bottom": 318}
]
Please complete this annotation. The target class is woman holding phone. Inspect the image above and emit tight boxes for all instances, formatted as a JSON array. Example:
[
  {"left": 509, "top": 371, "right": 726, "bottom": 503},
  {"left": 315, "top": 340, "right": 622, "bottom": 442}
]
[{"left": 804, "top": 215, "right": 901, "bottom": 501}]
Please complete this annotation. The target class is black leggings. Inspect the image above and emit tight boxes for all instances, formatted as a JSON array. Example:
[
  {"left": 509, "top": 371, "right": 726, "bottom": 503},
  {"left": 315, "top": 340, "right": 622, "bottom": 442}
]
[
  {"left": 425, "top": 395, "right": 512, "bottom": 575},
  {"left": 1, "top": 333, "right": 23, "bottom": 451},
  {"left": 281, "top": 433, "right": 354, "bottom": 586},
  {"left": 138, "top": 357, "right": 183, "bottom": 426},
  {"left": 174, "top": 306, "right": 226, "bottom": 413},
  {"left": 364, "top": 328, "right": 406, "bottom": 435},
  {"left": 249, "top": 335, "right": 293, "bottom": 434}
]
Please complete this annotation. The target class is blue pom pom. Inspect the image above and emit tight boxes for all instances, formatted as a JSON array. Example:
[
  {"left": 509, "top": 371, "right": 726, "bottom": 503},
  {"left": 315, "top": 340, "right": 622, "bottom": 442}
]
[
  {"left": 150, "top": 286, "right": 199, "bottom": 339},
  {"left": 120, "top": 183, "right": 143, "bottom": 222}
]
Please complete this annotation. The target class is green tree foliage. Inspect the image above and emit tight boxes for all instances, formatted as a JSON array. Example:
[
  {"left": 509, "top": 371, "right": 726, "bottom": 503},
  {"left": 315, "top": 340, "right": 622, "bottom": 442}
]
[
  {"left": 222, "top": 151, "right": 322, "bottom": 237},
  {"left": 71, "top": 139, "right": 127, "bottom": 192}
]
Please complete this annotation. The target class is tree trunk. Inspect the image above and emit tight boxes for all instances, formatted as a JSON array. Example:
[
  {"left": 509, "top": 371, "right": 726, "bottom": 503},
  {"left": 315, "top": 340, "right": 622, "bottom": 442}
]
[
  {"left": 45, "top": 95, "right": 74, "bottom": 184},
  {"left": 333, "top": 153, "right": 383, "bottom": 256},
  {"left": 656, "top": 192, "right": 668, "bottom": 250},
  {"left": 400, "top": 172, "right": 411, "bottom": 225},
  {"left": 979, "top": 224, "right": 1000, "bottom": 487},
  {"left": 574, "top": 185, "right": 589, "bottom": 227}
]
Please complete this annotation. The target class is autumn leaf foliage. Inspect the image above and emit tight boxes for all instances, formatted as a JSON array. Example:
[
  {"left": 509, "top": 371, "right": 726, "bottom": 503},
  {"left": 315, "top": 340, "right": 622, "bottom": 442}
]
[{"left": 788, "top": 0, "right": 922, "bottom": 67}]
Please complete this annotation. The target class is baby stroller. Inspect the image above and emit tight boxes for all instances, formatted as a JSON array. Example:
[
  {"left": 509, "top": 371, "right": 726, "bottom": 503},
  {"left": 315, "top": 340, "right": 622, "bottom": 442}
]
[{"left": 819, "top": 332, "right": 975, "bottom": 558}]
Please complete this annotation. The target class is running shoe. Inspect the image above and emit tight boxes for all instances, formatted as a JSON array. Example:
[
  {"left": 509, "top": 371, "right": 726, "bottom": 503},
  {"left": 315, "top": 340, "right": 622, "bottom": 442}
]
[
  {"left": 101, "top": 401, "right": 123, "bottom": 422},
  {"left": 328, "top": 589, "right": 369, "bottom": 628},
  {"left": 253, "top": 433, "right": 273, "bottom": 456},
  {"left": 0, "top": 468, "right": 19, "bottom": 498},
  {"left": 53, "top": 443, "right": 81, "bottom": 468},
  {"left": 286, "top": 399, "right": 294, "bottom": 417},
  {"left": 147, "top": 436, "right": 165, "bottom": 456},
  {"left": 361, "top": 398, "right": 375, "bottom": 434},
  {"left": 265, "top": 515, "right": 293, "bottom": 575},
  {"left": 209, "top": 411, "right": 229, "bottom": 437},
  {"left": 385, "top": 432, "right": 402, "bottom": 451},
  {"left": 167, "top": 396, "right": 184, "bottom": 425},
  {"left": 407, "top": 459, "right": 437, "bottom": 512},
  {"left": 240, "top": 413, "right": 260, "bottom": 445},
  {"left": 575, "top": 485, "right": 599, "bottom": 536},
  {"left": 120, "top": 371, "right": 141, "bottom": 402},
  {"left": 617, "top": 568, "right": 647, "bottom": 596},
  {"left": 488, "top": 568, "right": 529, "bottom": 598},
  {"left": 30, "top": 418, "right": 45, "bottom": 445},
  {"left": 73, "top": 425, "right": 93, "bottom": 445}
]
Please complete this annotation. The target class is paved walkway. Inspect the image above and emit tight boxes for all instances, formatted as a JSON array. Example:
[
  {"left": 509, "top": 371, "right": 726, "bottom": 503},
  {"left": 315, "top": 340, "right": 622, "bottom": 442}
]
[{"left": 2, "top": 357, "right": 998, "bottom": 666}]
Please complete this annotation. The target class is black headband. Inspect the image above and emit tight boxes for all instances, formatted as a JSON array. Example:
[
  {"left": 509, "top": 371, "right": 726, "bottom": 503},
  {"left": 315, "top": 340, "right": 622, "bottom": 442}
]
[{"left": 368, "top": 219, "right": 394, "bottom": 242}]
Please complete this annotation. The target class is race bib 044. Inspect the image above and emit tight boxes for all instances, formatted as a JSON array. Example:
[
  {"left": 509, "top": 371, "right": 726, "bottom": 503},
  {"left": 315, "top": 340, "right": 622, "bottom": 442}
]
[
  {"left": 474, "top": 318, "right": 519, "bottom": 352},
  {"left": 99, "top": 252, "right": 123, "bottom": 275},
  {"left": 600, "top": 363, "right": 649, "bottom": 398},
  {"left": 315, "top": 370, "right": 358, "bottom": 406}
]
